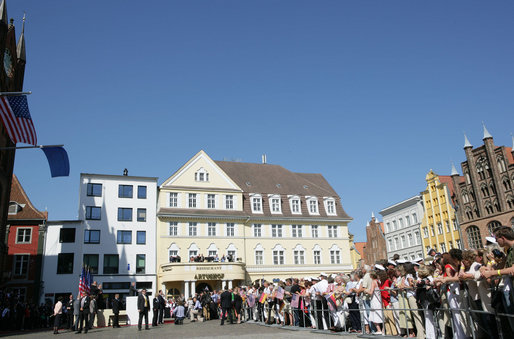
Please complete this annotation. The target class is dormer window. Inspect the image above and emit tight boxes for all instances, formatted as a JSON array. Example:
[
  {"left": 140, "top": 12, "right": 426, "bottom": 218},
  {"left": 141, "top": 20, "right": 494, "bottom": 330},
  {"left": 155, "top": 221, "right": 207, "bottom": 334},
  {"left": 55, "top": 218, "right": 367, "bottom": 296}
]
[
  {"left": 288, "top": 196, "right": 301, "bottom": 214},
  {"left": 324, "top": 198, "right": 336, "bottom": 215},
  {"left": 250, "top": 194, "right": 263, "bottom": 213},
  {"left": 8, "top": 201, "right": 22, "bottom": 215},
  {"left": 307, "top": 197, "right": 319, "bottom": 214},
  {"left": 195, "top": 168, "right": 209, "bottom": 182},
  {"left": 268, "top": 194, "right": 281, "bottom": 214}
]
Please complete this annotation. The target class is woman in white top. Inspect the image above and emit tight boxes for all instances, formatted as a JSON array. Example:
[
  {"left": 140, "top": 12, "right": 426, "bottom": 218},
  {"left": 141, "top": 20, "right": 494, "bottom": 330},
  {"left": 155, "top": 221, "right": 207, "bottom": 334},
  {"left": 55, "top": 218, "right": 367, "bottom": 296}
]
[
  {"left": 53, "top": 296, "right": 63, "bottom": 335},
  {"left": 366, "top": 272, "right": 384, "bottom": 334}
]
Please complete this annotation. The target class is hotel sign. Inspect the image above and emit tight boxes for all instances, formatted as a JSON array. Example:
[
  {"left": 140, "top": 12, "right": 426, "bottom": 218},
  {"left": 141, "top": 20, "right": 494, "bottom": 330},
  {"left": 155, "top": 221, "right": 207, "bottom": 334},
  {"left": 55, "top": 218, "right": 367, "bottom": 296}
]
[{"left": 194, "top": 273, "right": 225, "bottom": 280}]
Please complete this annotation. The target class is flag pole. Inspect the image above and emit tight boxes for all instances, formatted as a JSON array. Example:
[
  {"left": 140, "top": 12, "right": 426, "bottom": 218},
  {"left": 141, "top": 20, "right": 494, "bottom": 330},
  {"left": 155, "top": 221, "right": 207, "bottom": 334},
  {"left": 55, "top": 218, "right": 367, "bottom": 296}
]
[
  {"left": 0, "top": 144, "right": 64, "bottom": 150},
  {"left": 0, "top": 91, "right": 32, "bottom": 96}
]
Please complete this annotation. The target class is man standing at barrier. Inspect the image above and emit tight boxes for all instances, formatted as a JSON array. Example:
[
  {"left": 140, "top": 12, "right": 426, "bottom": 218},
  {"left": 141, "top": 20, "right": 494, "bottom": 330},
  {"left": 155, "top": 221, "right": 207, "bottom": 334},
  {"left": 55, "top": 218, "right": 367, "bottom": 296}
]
[
  {"left": 483, "top": 226, "right": 514, "bottom": 334},
  {"left": 137, "top": 289, "right": 150, "bottom": 330},
  {"left": 112, "top": 294, "right": 121, "bottom": 328}
]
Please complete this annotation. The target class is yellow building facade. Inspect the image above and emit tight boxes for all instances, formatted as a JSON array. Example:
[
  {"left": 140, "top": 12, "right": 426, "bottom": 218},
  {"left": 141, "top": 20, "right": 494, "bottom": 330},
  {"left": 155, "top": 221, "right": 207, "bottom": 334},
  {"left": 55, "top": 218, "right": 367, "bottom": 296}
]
[
  {"left": 156, "top": 151, "right": 353, "bottom": 298},
  {"left": 420, "top": 170, "right": 462, "bottom": 255}
]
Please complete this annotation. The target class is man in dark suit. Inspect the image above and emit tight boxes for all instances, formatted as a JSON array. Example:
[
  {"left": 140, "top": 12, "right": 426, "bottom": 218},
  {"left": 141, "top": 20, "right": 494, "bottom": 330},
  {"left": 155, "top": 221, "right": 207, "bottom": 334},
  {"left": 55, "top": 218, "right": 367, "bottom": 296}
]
[
  {"left": 137, "top": 289, "right": 150, "bottom": 330},
  {"left": 220, "top": 287, "right": 233, "bottom": 325},
  {"left": 76, "top": 292, "right": 90, "bottom": 334},
  {"left": 112, "top": 294, "right": 121, "bottom": 328},
  {"left": 66, "top": 294, "right": 74, "bottom": 329},
  {"left": 157, "top": 290, "right": 165, "bottom": 324},
  {"left": 152, "top": 296, "right": 160, "bottom": 326}
]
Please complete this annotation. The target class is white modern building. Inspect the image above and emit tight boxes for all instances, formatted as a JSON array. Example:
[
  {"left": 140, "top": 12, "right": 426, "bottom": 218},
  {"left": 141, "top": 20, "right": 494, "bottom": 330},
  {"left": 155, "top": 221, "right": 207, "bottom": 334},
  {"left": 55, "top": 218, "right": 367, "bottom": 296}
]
[
  {"left": 41, "top": 173, "right": 157, "bottom": 304},
  {"left": 380, "top": 195, "right": 424, "bottom": 261}
]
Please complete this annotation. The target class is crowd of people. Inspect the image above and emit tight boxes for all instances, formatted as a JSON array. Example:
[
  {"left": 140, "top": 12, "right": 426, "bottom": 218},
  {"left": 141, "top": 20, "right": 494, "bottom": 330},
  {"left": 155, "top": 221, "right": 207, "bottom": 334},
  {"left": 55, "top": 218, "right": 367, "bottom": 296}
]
[
  {"left": 0, "top": 290, "right": 54, "bottom": 331},
  {"left": 161, "top": 225, "right": 514, "bottom": 339}
]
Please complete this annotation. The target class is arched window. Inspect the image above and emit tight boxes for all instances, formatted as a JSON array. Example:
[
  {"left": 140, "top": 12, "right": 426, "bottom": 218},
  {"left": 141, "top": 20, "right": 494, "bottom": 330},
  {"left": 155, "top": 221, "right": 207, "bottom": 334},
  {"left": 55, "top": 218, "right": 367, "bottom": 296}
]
[
  {"left": 465, "top": 171, "right": 471, "bottom": 184},
  {"left": 466, "top": 226, "right": 483, "bottom": 249},
  {"left": 507, "top": 196, "right": 514, "bottom": 209},
  {"left": 497, "top": 156, "right": 507, "bottom": 173},
  {"left": 465, "top": 208, "right": 473, "bottom": 220},
  {"left": 494, "top": 200, "right": 501, "bottom": 212},
  {"left": 485, "top": 203, "right": 493, "bottom": 215},
  {"left": 312, "top": 244, "right": 322, "bottom": 265},
  {"left": 168, "top": 243, "right": 181, "bottom": 262},
  {"left": 511, "top": 217, "right": 514, "bottom": 228},
  {"left": 487, "top": 221, "right": 502, "bottom": 235},
  {"left": 503, "top": 177, "right": 512, "bottom": 191}
]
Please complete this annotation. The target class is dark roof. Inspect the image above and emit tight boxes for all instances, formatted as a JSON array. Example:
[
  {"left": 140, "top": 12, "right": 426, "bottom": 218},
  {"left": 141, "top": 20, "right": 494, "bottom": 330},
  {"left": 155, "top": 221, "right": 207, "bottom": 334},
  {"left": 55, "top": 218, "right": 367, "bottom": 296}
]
[
  {"left": 215, "top": 161, "right": 351, "bottom": 220},
  {"left": 9, "top": 174, "right": 47, "bottom": 220},
  {"left": 215, "top": 161, "right": 338, "bottom": 197}
]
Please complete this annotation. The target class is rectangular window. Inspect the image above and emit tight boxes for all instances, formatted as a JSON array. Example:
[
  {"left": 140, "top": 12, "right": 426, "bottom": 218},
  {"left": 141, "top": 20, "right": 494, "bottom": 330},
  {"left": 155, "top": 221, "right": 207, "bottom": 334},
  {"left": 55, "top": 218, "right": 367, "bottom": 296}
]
[
  {"left": 86, "top": 183, "right": 102, "bottom": 197},
  {"left": 189, "top": 250, "right": 198, "bottom": 258},
  {"left": 136, "top": 254, "right": 145, "bottom": 274},
  {"left": 226, "top": 223, "right": 235, "bottom": 237},
  {"left": 59, "top": 228, "right": 75, "bottom": 243},
  {"left": 395, "top": 237, "right": 399, "bottom": 250},
  {"left": 330, "top": 250, "right": 341, "bottom": 264},
  {"left": 118, "top": 185, "right": 133, "bottom": 198},
  {"left": 412, "top": 213, "right": 418, "bottom": 223},
  {"left": 169, "top": 193, "right": 178, "bottom": 207},
  {"left": 392, "top": 220, "right": 397, "bottom": 230},
  {"left": 388, "top": 239, "right": 393, "bottom": 252},
  {"left": 84, "top": 230, "right": 100, "bottom": 244},
  {"left": 328, "top": 225, "right": 338, "bottom": 238},
  {"left": 448, "top": 241, "right": 454, "bottom": 249},
  {"left": 271, "top": 224, "right": 282, "bottom": 237},
  {"left": 293, "top": 250, "right": 305, "bottom": 265},
  {"left": 445, "top": 221, "right": 450, "bottom": 233},
  {"left": 271, "top": 198, "right": 281, "bottom": 213},
  {"left": 273, "top": 250, "right": 284, "bottom": 265},
  {"left": 137, "top": 231, "right": 146, "bottom": 244},
  {"left": 188, "top": 193, "right": 197, "bottom": 208},
  {"left": 453, "top": 220, "right": 458, "bottom": 231},
  {"left": 255, "top": 251, "right": 263, "bottom": 265},
  {"left": 137, "top": 208, "right": 146, "bottom": 222},
  {"left": 189, "top": 222, "right": 197, "bottom": 236},
  {"left": 169, "top": 250, "right": 178, "bottom": 261},
  {"left": 57, "top": 253, "right": 74, "bottom": 274},
  {"left": 208, "top": 250, "right": 217, "bottom": 257},
  {"left": 399, "top": 218, "right": 404, "bottom": 228},
  {"left": 13, "top": 254, "right": 29, "bottom": 276},
  {"left": 16, "top": 228, "right": 32, "bottom": 244},
  {"left": 456, "top": 239, "right": 462, "bottom": 249},
  {"left": 117, "top": 208, "right": 132, "bottom": 221},
  {"left": 313, "top": 251, "right": 321, "bottom": 264},
  {"left": 103, "top": 254, "right": 119, "bottom": 274},
  {"left": 85, "top": 206, "right": 101, "bottom": 220},
  {"left": 309, "top": 200, "right": 318, "bottom": 214},
  {"left": 225, "top": 195, "right": 234, "bottom": 210},
  {"left": 291, "top": 199, "right": 300, "bottom": 213},
  {"left": 253, "top": 224, "right": 261, "bottom": 237},
  {"left": 326, "top": 200, "right": 335, "bottom": 214},
  {"left": 440, "top": 243, "right": 447, "bottom": 253},
  {"left": 207, "top": 194, "right": 216, "bottom": 209},
  {"left": 423, "top": 227, "right": 429, "bottom": 238},
  {"left": 137, "top": 185, "right": 147, "bottom": 199},
  {"left": 405, "top": 215, "right": 410, "bottom": 226},
  {"left": 83, "top": 254, "right": 99, "bottom": 274},
  {"left": 415, "top": 231, "right": 421, "bottom": 244},
  {"left": 430, "top": 226, "right": 435, "bottom": 236},
  {"left": 401, "top": 235, "right": 406, "bottom": 248},
  {"left": 208, "top": 222, "right": 216, "bottom": 236},
  {"left": 437, "top": 223, "right": 443, "bottom": 235},
  {"left": 117, "top": 230, "right": 132, "bottom": 244},
  {"left": 252, "top": 197, "right": 262, "bottom": 212},
  {"left": 311, "top": 225, "right": 319, "bottom": 238},
  {"left": 169, "top": 222, "right": 178, "bottom": 236},
  {"left": 292, "top": 225, "right": 302, "bottom": 237}
]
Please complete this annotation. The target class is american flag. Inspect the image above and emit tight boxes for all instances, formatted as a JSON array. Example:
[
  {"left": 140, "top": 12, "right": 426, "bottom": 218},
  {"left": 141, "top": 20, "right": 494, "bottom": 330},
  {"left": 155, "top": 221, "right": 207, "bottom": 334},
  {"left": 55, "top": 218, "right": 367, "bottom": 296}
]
[
  {"left": 79, "top": 266, "right": 92, "bottom": 295},
  {"left": 0, "top": 95, "right": 37, "bottom": 145}
]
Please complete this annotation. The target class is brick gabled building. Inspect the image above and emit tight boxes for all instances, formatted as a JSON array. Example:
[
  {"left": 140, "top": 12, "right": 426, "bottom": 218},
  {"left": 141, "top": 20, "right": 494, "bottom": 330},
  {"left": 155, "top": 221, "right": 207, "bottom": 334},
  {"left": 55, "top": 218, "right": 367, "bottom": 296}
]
[
  {"left": 363, "top": 213, "right": 387, "bottom": 265},
  {"left": 450, "top": 126, "right": 514, "bottom": 249},
  {"left": 5, "top": 174, "right": 47, "bottom": 303}
]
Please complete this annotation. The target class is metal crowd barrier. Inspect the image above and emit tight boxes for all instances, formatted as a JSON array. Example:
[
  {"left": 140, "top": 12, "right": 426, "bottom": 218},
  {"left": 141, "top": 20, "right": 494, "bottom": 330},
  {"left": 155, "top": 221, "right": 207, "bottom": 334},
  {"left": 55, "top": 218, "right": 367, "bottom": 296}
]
[{"left": 233, "top": 279, "right": 514, "bottom": 338}]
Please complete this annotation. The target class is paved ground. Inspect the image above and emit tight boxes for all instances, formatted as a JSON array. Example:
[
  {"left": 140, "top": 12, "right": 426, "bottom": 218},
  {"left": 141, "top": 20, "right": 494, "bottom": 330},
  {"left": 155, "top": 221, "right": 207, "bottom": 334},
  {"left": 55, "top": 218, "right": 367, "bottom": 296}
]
[{"left": 0, "top": 320, "right": 364, "bottom": 338}]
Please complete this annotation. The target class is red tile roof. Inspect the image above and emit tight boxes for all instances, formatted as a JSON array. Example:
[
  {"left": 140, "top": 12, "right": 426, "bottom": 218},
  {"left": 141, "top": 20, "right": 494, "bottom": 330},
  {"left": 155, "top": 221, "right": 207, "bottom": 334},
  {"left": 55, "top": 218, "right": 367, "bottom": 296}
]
[
  {"left": 354, "top": 242, "right": 366, "bottom": 256},
  {"left": 9, "top": 175, "right": 47, "bottom": 220}
]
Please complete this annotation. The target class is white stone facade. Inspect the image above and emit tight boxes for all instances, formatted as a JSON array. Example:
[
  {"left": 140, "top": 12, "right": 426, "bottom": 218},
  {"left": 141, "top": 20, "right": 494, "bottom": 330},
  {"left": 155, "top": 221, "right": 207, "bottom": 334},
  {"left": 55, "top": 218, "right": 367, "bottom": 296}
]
[
  {"left": 380, "top": 195, "right": 424, "bottom": 261},
  {"left": 40, "top": 174, "right": 157, "bottom": 303}
]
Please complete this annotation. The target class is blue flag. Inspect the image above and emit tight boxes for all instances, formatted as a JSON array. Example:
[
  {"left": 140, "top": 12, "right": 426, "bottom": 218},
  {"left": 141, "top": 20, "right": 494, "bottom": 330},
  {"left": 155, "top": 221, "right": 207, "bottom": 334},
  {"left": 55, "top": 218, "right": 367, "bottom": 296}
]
[{"left": 41, "top": 146, "right": 70, "bottom": 177}]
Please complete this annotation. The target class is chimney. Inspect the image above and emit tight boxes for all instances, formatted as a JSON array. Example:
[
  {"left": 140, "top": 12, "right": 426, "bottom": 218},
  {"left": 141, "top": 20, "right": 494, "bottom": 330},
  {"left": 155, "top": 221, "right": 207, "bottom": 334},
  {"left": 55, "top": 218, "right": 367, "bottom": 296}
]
[{"left": 261, "top": 154, "right": 267, "bottom": 164}]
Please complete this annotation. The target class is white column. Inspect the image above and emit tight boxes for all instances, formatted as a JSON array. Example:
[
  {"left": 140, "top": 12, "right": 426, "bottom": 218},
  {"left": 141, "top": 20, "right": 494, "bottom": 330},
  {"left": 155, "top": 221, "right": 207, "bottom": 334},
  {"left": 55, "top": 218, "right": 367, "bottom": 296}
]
[
  {"left": 228, "top": 280, "right": 233, "bottom": 289},
  {"left": 184, "top": 281, "right": 190, "bottom": 299},
  {"left": 221, "top": 280, "right": 226, "bottom": 290},
  {"left": 191, "top": 280, "right": 196, "bottom": 295}
]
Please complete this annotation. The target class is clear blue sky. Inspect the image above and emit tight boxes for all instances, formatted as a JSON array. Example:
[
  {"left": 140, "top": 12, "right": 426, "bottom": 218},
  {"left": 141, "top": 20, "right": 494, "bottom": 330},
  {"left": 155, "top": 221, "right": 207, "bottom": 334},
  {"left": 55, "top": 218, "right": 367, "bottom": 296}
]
[{"left": 9, "top": 0, "right": 514, "bottom": 242}]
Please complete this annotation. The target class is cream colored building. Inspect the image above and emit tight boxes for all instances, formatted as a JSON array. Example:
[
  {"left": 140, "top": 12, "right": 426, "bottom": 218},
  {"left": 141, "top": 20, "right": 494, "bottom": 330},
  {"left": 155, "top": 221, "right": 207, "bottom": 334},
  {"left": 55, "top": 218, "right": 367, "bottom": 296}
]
[{"left": 156, "top": 151, "right": 353, "bottom": 298}]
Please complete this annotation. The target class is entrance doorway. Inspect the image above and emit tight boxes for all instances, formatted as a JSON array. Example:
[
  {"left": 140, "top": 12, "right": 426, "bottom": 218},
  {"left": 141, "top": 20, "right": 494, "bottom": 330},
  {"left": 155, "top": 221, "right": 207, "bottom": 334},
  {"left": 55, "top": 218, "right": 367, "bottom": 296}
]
[{"left": 196, "top": 282, "right": 212, "bottom": 294}]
